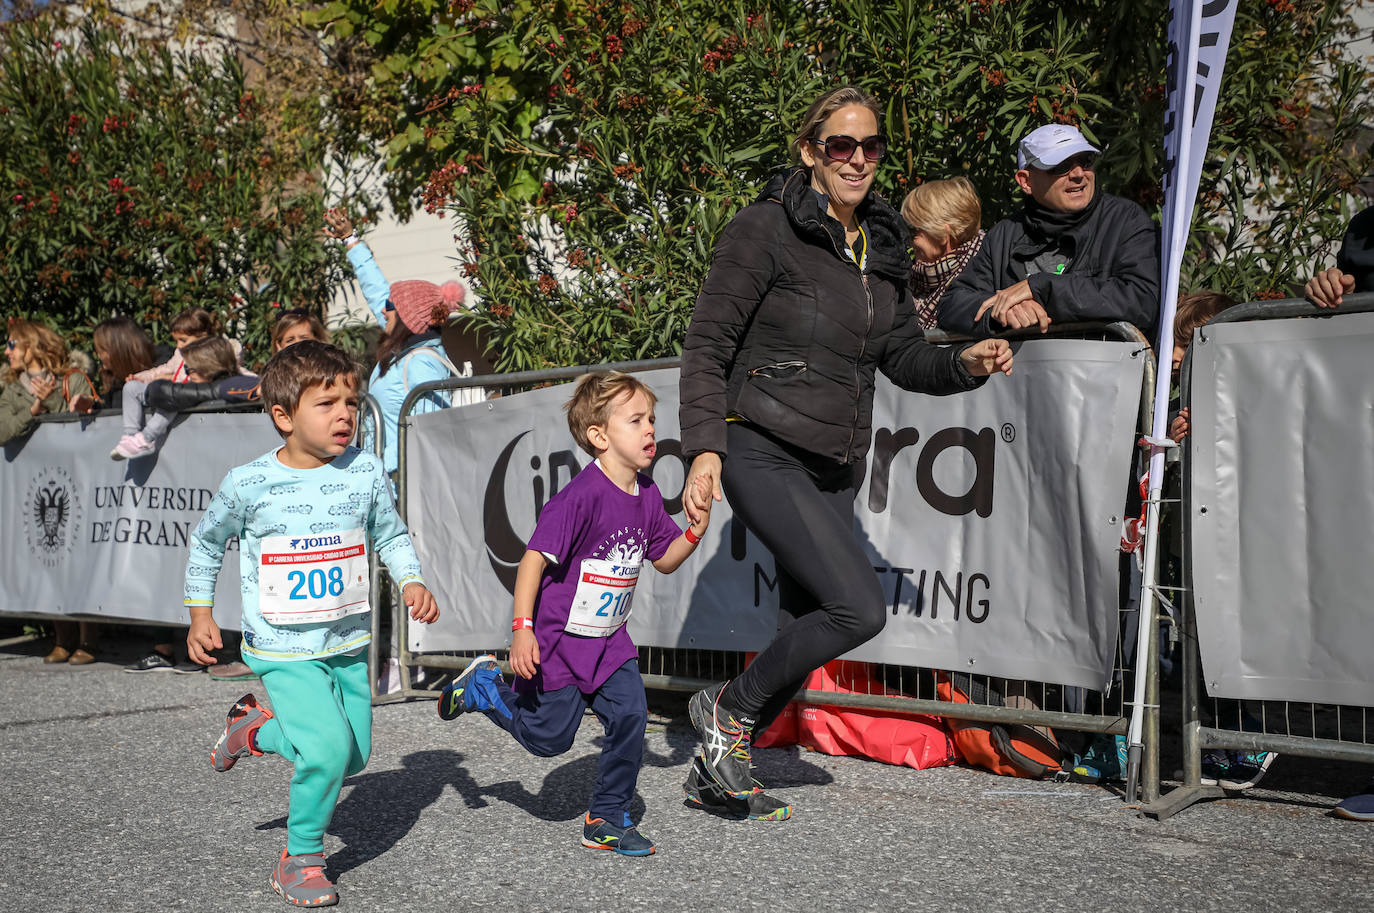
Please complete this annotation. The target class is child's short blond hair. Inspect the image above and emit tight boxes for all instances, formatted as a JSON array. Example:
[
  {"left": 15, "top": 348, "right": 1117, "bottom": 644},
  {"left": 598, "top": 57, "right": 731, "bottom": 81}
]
[
  {"left": 565, "top": 371, "right": 657, "bottom": 458},
  {"left": 901, "top": 176, "right": 982, "bottom": 249}
]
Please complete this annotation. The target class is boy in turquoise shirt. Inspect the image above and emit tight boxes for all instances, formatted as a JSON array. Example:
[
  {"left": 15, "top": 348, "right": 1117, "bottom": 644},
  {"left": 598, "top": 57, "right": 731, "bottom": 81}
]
[{"left": 185, "top": 340, "right": 439, "bottom": 907}]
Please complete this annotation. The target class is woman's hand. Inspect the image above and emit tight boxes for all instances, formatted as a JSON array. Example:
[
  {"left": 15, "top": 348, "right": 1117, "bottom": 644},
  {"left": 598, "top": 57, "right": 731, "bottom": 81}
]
[
  {"left": 29, "top": 374, "right": 57, "bottom": 414},
  {"left": 685, "top": 452, "right": 723, "bottom": 526},
  {"left": 323, "top": 206, "right": 355, "bottom": 242},
  {"left": 959, "top": 339, "right": 1014, "bottom": 377}
]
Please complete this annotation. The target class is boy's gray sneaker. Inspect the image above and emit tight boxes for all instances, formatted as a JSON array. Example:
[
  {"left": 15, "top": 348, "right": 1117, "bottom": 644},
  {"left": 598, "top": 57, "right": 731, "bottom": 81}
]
[
  {"left": 210, "top": 693, "right": 272, "bottom": 772},
  {"left": 688, "top": 681, "right": 755, "bottom": 799},
  {"left": 271, "top": 848, "right": 338, "bottom": 907}
]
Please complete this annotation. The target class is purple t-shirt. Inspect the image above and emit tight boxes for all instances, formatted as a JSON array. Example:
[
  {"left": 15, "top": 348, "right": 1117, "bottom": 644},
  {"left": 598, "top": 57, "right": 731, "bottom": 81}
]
[{"left": 522, "top": 462, "right": 682, "bottom": 694}]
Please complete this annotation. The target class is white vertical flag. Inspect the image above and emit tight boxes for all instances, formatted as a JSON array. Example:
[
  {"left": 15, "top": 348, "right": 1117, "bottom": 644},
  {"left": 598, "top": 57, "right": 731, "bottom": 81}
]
[{"left": 1127, "top": 0, "right": 1238, "bottom": 798}]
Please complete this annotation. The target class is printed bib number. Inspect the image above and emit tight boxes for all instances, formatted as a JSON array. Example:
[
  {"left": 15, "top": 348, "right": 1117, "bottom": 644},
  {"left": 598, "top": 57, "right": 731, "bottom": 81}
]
[
  {"left": 565, "top": 558, "right": 639, "bottom": 637},
  {"left": 258, "top": 528, "right": 370, "bottom": 625}
]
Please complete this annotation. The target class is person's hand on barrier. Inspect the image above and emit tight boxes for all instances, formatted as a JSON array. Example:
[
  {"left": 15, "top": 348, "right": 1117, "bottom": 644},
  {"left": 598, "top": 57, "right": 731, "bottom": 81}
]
[
  {"left": 974, "top": 279, "right": 1035, "bottom": 326},
  {"left": 187, "top": 607, "right": 222, "bottom": 666},
  {"left": 1169, "top": 408, "right": 1190, "bottom": 443},
  {"left": 685, "top": 452, "right": 723, "bottom": 527},
  {"left": 1304, "top": 268, "right": 1353, "bottom": 309},
  {"left": 69, "top": 393, "right": 99, "bottom": 414},
  {"left": 959, "top": 338, "right": 1014, "bottom": 377},
  {"left": 403, "top": 582, "right": 440, "bottom": 624},
  {"left": 1001, "top": 299, "right": 1051, "bottom": 333},
  {"left": 511, "top": 628, "right": 540, "bottom": 679}
]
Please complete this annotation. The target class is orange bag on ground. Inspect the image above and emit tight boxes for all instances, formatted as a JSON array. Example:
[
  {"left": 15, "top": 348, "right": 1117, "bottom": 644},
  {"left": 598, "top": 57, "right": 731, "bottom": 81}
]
[
  {"left": 934, "top": 671, "right": 1066, "bottom": 778},
  {"left": 749, "top": 656, "right": 958, "bottom": 771}
]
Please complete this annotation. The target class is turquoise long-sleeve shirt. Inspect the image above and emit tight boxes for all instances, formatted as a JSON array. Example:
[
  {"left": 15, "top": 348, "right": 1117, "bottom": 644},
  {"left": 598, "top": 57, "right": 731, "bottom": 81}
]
[{"left": 185, "top": 446, "right": 424, "bottom": 661}]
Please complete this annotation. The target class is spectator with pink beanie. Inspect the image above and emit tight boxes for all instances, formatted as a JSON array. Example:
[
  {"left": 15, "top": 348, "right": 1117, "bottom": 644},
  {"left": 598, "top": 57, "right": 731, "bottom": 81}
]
[{"left": 324, "top": 207, "right": 482, "bottom": 474}]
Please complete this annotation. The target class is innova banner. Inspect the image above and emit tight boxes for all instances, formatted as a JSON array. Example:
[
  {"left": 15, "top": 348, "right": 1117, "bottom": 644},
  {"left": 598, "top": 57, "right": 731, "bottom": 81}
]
[
  {"left": 407, "top": 341, "right": 1145, "bottom": 690},
  {"left": 1189, "top": 312, "right": 1374, "bottom": 705},
  {"left": 0, "top": 410, "right": 282, "bottom": 628}
]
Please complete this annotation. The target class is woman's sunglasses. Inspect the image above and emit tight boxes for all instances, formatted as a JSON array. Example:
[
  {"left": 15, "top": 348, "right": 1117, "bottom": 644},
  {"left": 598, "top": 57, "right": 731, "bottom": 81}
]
[
  {"left": 811, "top": 133, "right": 888, "bottom": 163},
  {"left": 4, "top": 340, "right": 15, "bottom": 351},
  {"left": 384, "top": 300, "right": 396, "bottom": 313}
]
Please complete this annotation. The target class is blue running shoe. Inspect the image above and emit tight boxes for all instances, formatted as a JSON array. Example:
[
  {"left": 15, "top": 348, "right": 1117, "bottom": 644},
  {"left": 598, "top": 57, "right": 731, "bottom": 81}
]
[
  {"left": 436, "top": 654, "right": 500, "bottom": 720},
  {"left": 581, "top": 812, "right": 655, "bottom": 856}
]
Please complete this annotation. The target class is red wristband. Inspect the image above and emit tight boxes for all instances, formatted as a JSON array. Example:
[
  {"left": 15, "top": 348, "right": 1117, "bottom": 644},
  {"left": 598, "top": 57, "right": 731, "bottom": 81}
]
[
  {"left": 512, "top": 617, "right": 534, "bottom": 631},
  {"left": 684, "top": 527, "right": 701, "bottom": 544}
]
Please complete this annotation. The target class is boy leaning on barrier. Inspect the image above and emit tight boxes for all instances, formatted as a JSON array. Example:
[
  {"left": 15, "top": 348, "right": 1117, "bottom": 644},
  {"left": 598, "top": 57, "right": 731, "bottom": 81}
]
[
  {"left": 183, "top": 340, "right": 440, "bottom": 907},
  {"left": 436, "top": 371, "right": 713, "bottom": 856}
]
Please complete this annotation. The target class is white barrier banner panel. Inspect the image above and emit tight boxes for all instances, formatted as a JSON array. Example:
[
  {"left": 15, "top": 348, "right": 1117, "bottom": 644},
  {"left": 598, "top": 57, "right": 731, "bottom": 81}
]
[
  {"left": 1190, "top": 313, "right": 1374, "bottom": 704},
  {"left": 408, "top": 341, "right": 1143, "bottom": 690},
  {"left": 0, "top": 411, "right": 283, "bottom": 628}
]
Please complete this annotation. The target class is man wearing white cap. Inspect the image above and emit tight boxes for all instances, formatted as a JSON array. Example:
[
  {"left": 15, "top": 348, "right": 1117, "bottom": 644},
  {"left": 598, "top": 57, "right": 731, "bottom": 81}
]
[{"left": 938, "top": 123, "right": 1160, "bottom": 337}]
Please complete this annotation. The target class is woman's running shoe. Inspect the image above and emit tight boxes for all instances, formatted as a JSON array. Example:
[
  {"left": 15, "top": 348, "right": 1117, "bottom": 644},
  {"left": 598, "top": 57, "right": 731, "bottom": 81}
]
[
  {"left": 682, "top": 755, "right": 792, "bottom": 821},
  {"left": 688, "top": 681, "right": 755, "bottom": 798}
]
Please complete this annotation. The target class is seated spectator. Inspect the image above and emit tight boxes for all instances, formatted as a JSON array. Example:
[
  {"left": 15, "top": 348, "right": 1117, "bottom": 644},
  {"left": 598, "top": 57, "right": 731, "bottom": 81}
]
[
  {"left": 89, "top": 316, "right": 156, "bottom": 413},
  {"left": 144, "top": 336, "right": 259, "bottom": 412},
  {"left": 1, "top": 318, "right": 96, "bottom": 445},
  {"left": 111, "top": 306, "right": 217, "bottom": 460},
  {"left": 1304, "top": 204, "right": 1373, "bottom": 308},
  {"left": 938, "top": 123, "right": 1160, "bottom": 337},
  {"left": 271, "top": 308, "right": 329, "bottom": 352},
  {"left": 902, "top": 177, "right": 985, "bottom": 329}
]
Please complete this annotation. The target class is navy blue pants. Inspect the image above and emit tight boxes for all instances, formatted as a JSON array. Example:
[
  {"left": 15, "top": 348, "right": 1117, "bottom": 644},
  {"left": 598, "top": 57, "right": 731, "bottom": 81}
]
[{"left": 484, "top": 658, "right": 647, "bottom": 822}]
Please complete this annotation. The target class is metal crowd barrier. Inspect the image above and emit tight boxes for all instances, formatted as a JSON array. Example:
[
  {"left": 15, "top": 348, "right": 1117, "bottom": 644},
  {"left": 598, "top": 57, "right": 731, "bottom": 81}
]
[
  {"left": 1143, "top": 293, "right": 1374, "bottom": 819},
  {"left": 383, "top": 323, "right": 1162, "bottom": 798}
]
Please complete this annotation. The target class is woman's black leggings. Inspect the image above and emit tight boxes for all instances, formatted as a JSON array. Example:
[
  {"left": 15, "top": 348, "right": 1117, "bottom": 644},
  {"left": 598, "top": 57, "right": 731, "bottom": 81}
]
[{"left": 719, "top": 422, "right": 887, "bottom": 734}]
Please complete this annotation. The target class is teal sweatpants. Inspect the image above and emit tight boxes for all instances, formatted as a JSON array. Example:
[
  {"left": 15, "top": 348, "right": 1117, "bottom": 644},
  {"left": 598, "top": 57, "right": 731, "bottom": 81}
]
[{"left": 242, "top": 650, "right": 371, "bottom": 856}]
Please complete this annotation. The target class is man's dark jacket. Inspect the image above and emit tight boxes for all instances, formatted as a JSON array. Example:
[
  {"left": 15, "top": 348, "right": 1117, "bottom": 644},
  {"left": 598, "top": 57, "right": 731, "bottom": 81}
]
[
  {"left": 937, "top": 191, "right": 1160, "bottom": 338},
  {"left": 1338, "top": 205, "right": 1374, "bottom": 293},
  {"left": 679, "top": 167, "right": 980, "bottom": 466}
]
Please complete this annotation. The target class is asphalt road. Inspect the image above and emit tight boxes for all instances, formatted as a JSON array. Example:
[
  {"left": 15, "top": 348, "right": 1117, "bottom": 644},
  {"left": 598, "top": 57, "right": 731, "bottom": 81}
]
[{"left": 2, "top": 635, "right": 1371, "bottom": 912}]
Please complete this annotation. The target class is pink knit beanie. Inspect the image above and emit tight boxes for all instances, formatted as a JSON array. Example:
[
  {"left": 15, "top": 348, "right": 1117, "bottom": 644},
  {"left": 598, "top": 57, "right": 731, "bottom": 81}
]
[{"left": 389, "top": 280, "right": 466, "bottom": 334}]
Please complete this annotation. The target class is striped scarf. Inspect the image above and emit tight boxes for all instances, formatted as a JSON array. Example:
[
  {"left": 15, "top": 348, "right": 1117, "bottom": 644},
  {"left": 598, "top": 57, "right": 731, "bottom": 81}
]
[{"left": 910, "top": 230, "right": 985, "bottom": 329}]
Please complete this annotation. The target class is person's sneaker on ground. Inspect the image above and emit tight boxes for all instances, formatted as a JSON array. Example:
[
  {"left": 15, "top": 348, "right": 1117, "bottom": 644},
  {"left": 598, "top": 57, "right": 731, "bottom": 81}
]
[
  {"left": 271, "top": 848, "right": 338, "bottom": 907},
  {"left": 210, "top": 693, "right": 273, "bottom": 772},
  {"left": 173, "top": 659, "right": 205, "bottom": 674},
  {"left": 1334, "top": 783, "right": 1374, "bottom": 821},
  {"left": 208, "top": 661, "right": 259, "bottom": 681},
  {"left": 124, "top": 650, "right": 175, "bottom": 673},
  {"left": 111, "top": 431, "right": 156, "bottom": 461},
  {"left": 580, "top": 812, "right": 656, "bottom": 856},
  {"left": 436, "top": 654, "right": 500, "bottom": 720},
  {"left": 1218, "top": 750, "right": 1276, "bottom": 790},
  {"left": 1198, "top": 748, "right": 1231, "bottom": 786},
  {"left": 688, "top": 681, "right": 755, "bottom": 798},
  {"left": 682, "top": 754, "right": 792, "bottom": 821}
]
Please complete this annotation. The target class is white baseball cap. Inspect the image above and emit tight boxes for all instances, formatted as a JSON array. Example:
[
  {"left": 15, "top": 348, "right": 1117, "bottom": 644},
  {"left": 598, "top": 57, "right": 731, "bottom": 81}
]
[{"left": 1016, "top": 123, "right": 1099, "bottom": 170}]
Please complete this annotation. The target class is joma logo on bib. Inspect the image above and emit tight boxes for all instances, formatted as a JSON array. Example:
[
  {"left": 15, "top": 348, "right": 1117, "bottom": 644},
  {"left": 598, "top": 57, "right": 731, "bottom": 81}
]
[{"left": 289, "top": 535, "right": 343, "bottom": 550}]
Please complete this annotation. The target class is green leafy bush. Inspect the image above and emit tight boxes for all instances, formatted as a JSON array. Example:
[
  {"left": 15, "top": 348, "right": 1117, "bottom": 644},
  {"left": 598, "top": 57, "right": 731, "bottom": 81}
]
[
  {"left": 313, "top": 0, "right": 1373, "bottom": 370},
  {"left": 0, "top": 11, "right": 347, "bottom": 368}
]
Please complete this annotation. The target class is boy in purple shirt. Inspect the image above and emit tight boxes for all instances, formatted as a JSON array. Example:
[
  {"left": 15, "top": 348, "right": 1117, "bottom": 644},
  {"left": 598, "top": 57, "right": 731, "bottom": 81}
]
[{"left": 437, "top": 371, "right": 711, "bottom": 855}]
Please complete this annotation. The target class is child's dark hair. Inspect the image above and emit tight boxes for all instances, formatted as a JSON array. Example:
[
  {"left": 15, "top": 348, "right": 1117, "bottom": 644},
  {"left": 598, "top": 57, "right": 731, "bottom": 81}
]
[
  {"left": 169, "top": 306, "right": 219, "bottom": 339},
  {"left": 271, "top": 308, "right": 329, "bottom": 351},
  {"left": 564, "top": 371, "right": 657, "bottom": 458},
  {"left": 1174, "top": 291, "right": 1237, "bottom": 349},
  {"left": 260, "top": 340, "right": 360, "bottom": 436},
  {"left": 180, "top": 336, "right": 238, "bottom": 383},
  {"left": 92, "top": 316, "right": 155, "bottom": 393}
]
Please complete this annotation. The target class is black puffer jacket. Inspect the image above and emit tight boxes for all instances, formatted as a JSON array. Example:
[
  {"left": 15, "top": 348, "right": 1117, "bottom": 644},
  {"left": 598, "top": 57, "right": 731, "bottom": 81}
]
[
  {"left": 680, "top": 168, "right": 981, "bottom": 465},
  {"left": 145, "top": 374, "right": 260, "bottom": 411}
]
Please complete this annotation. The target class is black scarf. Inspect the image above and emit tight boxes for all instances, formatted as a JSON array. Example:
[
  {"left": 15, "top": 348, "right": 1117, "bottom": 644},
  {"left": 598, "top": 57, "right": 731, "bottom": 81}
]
[{"left": 1021, "top": 190, "right": 1103, "bottom": 244}]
